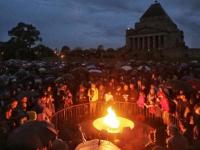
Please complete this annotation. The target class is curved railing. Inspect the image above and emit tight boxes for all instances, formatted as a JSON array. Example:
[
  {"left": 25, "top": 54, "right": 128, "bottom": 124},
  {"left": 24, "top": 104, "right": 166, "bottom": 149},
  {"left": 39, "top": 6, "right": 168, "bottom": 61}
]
[{"left": 51, "top": 102, "right": 179, "bottom": 130}]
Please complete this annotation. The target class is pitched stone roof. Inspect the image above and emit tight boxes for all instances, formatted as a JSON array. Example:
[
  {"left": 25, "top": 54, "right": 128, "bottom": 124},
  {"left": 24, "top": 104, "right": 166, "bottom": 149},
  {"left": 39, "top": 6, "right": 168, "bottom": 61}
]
[
  {"left": 135, "top": 1, "right": 178, "bottom": 32},
  {"left": 141, "top": 2, "right": 169, "bottom": 19}
]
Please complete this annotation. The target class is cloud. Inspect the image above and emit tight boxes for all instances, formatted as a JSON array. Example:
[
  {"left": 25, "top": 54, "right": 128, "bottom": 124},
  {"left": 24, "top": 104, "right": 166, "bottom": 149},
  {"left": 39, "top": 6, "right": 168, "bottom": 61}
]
[{"left": 0, "top": 0, "right": 199, "bottom": 48}]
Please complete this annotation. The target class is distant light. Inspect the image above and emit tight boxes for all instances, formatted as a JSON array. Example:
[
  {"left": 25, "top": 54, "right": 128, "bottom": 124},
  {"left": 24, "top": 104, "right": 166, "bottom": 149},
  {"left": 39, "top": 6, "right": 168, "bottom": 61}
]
[
  {"left": 24, "top": 27, "right": 28, "bottom": 31},
  {"left": 60, "top": 54, "right": 65, "bottom": 59}
]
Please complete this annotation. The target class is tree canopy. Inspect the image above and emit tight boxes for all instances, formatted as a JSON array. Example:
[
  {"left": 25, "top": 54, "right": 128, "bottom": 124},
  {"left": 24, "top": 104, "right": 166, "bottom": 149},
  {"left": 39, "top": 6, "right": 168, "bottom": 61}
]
[
  {"left": 8, "top": 22, "right": 42, "bottom": 49},
  {"left": 0, "top": 22, "right": 58, "bottom": 60}
]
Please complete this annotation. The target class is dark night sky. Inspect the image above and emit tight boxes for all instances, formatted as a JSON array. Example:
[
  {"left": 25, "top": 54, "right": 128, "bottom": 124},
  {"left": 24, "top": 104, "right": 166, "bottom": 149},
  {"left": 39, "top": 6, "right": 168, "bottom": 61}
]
[{"left": 0, "top": 0, "right": 200, "bottom": 49}]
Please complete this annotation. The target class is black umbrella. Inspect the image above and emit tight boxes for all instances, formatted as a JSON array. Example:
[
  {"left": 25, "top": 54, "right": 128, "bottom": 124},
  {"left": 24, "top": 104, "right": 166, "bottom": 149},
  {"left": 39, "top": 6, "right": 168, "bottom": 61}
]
[
  {"left": 44, "top": 76, "right": 56, "bottom": 83},
  {"left": 165, "top": 80, "right": 194, "bottom": 94},
  {"left": 7, "top": 121, "right": 57, "bottom": 150},
  {"left": 16, "top": 90, "right": 39, "bottom": 100},
  {"left": 71, "top": 67, "right": 89, "bottom": 81}
]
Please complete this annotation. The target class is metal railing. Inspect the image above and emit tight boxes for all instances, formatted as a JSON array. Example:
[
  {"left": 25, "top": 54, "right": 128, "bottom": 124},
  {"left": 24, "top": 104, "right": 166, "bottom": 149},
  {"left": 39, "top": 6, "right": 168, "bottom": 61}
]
[{"left": 51, "top": 101, "right": 179, "bottom": 130}]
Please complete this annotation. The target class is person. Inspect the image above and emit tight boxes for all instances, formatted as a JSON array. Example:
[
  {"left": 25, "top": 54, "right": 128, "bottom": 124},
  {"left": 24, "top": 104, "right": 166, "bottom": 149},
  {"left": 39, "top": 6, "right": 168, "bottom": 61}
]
[
  {"left": 145, "top": 131, "right": 156, "bottom": 150},
  {"left": 5, "top": 107, "right": 13, "bottom": 121},
  {"left": 166, "top": 125, "right": 189, "bottom": 150},
  {"left": 27, "top": 111, "right": 37, "bottom": 121},
  {"left": 122, "top": 84, "right": 129, "bottom": 102},
  {"left": 88, "top": 83, "right": 98, "bottom": 116},
  {"left": 64, "top": 90, "right": 73, "bottom": 108},
  {"left": 191, "top": 125, "right": 200, "bottom": 149},
  {"left": 145, "top": 128, "right": 167, "bottom": 150},
  {"left": 129, "top": 83, "right": 138, "bottom": 103},
  {"left": 20, "top": 96, "right": 29, "bottom": 109},
  {"left": 104, "top": 91, "right": 114, "bottom": 106},
  {"left": 157, "top": 92, "right": 170, "bottom": 124},
  {"left": 107, "top": 79, "right": 115, "bottom": 95},
  {"left": 46, "top": 94, "right": 55, "bottom": 114},
  {"left": 78, "top": 124, "right": 87, "bottom": 143},
  {"left": 46, "top": 86, "right": 53, "bottom": 95},
  {"left": 98, "top": 84, "right": 105, "bottom": 102},
  {"left": 115, "top": 85, "right": 123, "bottom": 101},
  {"left": 146, "top": 88, "right": 157, "bottom": 114},
  {"left": 179, "top": 119, "right": 193, "bottom": 145},
  {"left": 137, "top": 91, "right": 146, "bottom": 109},
  {"left": 137, "top": 79, "right": 142, "bottom": 92},
  {"left": 175, "top": 93, "right": 189, "bottom": 119},
  {"left": 76, "top": 84, "right": 88, "bottom": 104}
]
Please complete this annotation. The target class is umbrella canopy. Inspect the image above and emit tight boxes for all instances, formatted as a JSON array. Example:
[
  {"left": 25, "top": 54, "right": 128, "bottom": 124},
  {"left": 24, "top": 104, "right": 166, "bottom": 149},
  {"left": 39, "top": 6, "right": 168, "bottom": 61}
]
[
  {"left": 38, "top": 68, "right": 46, "bottom": 73},
  {"left": 55, "top": 77, "right": 63, "bottom": 82},
  {"left": 137, "top": 65, "right": 151, "bottom": 71},
  {"left": 71, "top": 67, "right": 89, "bottom": 81},
  {"left": 88, "top": 69, "right": 102, "bottom": 74},
  {"left": 121, "top": 65, "right": 132, "bottom": 71},
  {"left": 44, "top": 76, "right": 56, "bottom": 83},
  {"left": 86, "top": 64, "right": 96, "bottom": 70},
  {"left": 71, "top": 67, "right": 88, "bottom": 73},
  {"left": 0, "top": 74, "right": 9, "bottom": 86},
  {"left": 62, "top": 73, "right": 75, "bottom": 81},
  {"left": 75, "top": 139, "right": 121, "bottom": 150},
  {"left": 7, "top": 131, "right": 43, "bottom": 150},
  {"left": 16, "top": 90, "right": 39, "bottom": 99},
  {"left": 7, "top": 121, "right": 57, "bottom": 150},
  {"left": 51, "top": 138, "right": 69, "bottom": 150},
  {"left": 185, "top": 78, "right": 200, "bottom": 90},
  {"left": 165, "top": 80, "right": 194, "bottom": 93},
  {"left": 14, "top": 69, "right": 27, "bottom": 77}
]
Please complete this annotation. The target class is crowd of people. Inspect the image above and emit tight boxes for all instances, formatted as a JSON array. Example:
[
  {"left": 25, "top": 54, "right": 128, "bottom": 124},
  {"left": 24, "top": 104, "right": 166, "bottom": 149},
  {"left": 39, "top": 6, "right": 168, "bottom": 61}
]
[{"left": 0, "top": 59, "right": 200, "bottom": 149}]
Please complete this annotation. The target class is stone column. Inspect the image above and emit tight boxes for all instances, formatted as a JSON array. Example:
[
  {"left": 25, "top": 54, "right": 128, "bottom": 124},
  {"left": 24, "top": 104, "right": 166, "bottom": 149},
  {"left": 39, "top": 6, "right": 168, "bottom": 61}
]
[
  {"left": 152, "top": 36, "right": 156, "bottom": 49},
  {"left": 140, "top": 37, "right": 143, "bottom": 50},
  {"left": 158, "top": 35, "right": 161, "bottom": 49},
  {"left": 129, "top": 37, "right": 131, "bottom": 49},
  {"left": 138, "top": 37, "right": 140, "bottom": 50},
  {"left": 141, "top": 37, "right": 143, "bottom": 50},
  {"left": 134, "top": 38, "right": 136, "bottom": 49},
  {"left": 160, "top": 35, "right": 164, "bottom": 48},
  {"left": 156, "top": 36, "right": 159, "bottom": 49},
  {"left": 147, "top": 36, "right": 150, "bottom": 50},
  {"left": 150, "top": 36, "right": 153, "bottom": 49},
  {"left": 144, "top": 37, "right": 148, "bottom": 50},
  {"left": 163, "top": 36, "right": 165, "bottom": 48},
  {"left": 135, "top": 38, "right": 138, "bottom": 50},
  {"left": 143, "top": 37, "right": 146, "bottom": 50},
  {"left": 137, "top": 37, "right": 139, "bottom": 50},
  {"left": 132, "top": 37, "right": 135, "bottom": 49},
  {"left": 129, "top": 37, "right": 132, "bottom": 49}
]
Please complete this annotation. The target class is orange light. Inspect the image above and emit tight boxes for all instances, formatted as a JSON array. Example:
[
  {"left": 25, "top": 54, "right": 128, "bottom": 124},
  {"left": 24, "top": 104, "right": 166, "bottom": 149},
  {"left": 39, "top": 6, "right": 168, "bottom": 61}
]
[{"left": 60, "top": 55, "right": 65, "bottom": 58}]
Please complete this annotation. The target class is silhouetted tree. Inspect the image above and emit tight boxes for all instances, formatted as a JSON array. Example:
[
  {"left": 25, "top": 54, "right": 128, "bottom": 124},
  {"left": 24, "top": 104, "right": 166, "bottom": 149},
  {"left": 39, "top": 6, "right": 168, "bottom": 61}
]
[
  {"left": 8, "top": 22, "right": 42, "bottom": 49},
  {"left": 97, "top": 44, "right": 104, "bottom": 51},
  {"left": 2, "top": 22, "right": 42, "bottom": 59},
  {"left": 33, "top": 44, "right": 55, "bottom": 58},
  {"left": 60, "top": 45, "right": 70, "bottom": 58}
]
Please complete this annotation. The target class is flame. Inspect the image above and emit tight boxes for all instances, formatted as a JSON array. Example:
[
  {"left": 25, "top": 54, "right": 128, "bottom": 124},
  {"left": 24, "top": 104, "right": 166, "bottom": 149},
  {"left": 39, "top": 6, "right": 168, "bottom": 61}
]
[
  {"left": 103, "top": 107, "right": 119, "bottom": 129},
  {"left": 93, "top": 106, "right": 134, "bottom": 133}
]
